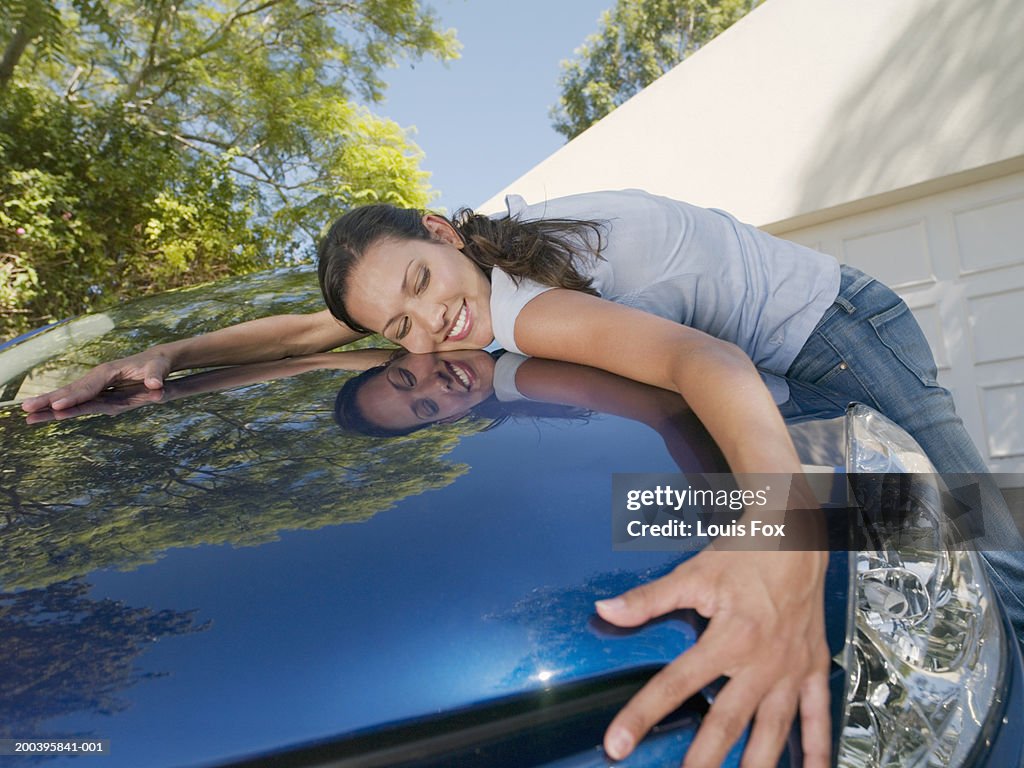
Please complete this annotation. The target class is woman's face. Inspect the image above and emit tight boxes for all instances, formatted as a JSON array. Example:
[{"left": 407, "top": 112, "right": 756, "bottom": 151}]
[
  {"left": 344, "top": 216, "right": 494, "bottom": 353},
  {"left": 355, "top": 350, "right": 496, "bottom": 432}
]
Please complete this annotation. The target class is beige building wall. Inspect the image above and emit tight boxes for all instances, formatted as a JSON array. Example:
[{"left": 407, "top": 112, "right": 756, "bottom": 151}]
[
  {"left": 480, "top": 0, "right": 1024, "bottom": 228},
  {"left": 481, "top": 0, "right": 1024, "bottom": 478}
]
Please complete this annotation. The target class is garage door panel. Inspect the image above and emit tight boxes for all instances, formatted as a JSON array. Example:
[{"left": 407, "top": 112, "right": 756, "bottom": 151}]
[
  {"left": 967, "top": 289, "right": 1024, "bottom": 365},
  {"left": 782, "top": 170, "right": 1024, "bottom": 476},
  {"left": 954, "top": 193, "right": 1024, "bottom": 274},
  {"left": 841, "top": 220, "right": 935, "bottom": 289},
  {"left": 980, "top": 382, "right": 1024, "bottom": 459}
]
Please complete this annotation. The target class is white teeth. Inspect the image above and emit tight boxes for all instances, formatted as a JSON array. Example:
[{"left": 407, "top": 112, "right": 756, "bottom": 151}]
[
  {"left": 451, "top": 365, "right": 470, "bottom": 388},
  {"left": 447, "top": 303, "right": 468, "bottom": 338}
]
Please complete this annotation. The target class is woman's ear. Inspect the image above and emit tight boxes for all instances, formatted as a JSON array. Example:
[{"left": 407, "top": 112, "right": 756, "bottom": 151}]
[{"left": 421, "top": 214, "right": 464, "bottom": 248}]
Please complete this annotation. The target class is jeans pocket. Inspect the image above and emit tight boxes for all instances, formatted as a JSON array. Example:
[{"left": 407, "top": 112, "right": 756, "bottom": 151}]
[{"left": 868, "top": 301, "right": 940, "bottom": 387}]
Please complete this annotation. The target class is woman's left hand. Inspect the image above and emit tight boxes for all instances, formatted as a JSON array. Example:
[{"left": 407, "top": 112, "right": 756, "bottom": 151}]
[{"left": 597, "top": 546, "right": 831, "bottom": 768}]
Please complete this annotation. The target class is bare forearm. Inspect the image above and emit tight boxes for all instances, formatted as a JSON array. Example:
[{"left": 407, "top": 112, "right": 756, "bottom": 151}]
[
  {"left": 517, "top": 290, "right": 804, "bottom": 475},
  {"left": 669, "top": 342, "right": 802, "bottom": 475},
  {"left": 157, "top": 310, "right": 364, "bottom": 372},
  {"left": 22, "top": 311, "right": 365, "bottom": 413}
]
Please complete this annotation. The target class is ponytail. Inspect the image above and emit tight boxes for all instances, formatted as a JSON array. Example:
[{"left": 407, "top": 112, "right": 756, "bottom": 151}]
[{"left": 452, "top": 208, "right": 604, "bottom": 295}]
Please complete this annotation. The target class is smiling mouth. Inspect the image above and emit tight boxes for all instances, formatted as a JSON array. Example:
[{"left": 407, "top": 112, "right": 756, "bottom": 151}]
[
  {"left": 444, "top": 360, "right": 475, "bottom": 391},
  {"left": 445, "top": 301, "right": 470, "bottom": 342}
]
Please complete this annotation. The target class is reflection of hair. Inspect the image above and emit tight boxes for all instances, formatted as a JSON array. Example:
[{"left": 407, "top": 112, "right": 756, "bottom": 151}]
[
  {"left": 333, "top": 352, "right": 591, "bottom": 438},
  {"left": 317, "top": 203, "right": 605, "bottom": 330}
]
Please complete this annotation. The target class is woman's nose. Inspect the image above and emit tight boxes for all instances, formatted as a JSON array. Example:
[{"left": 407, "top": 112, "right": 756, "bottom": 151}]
[
  {"left": 413, "top": 301, "right": 448, "bottom": 339},
  {"left": 430, "top": 370, "right": 453, "bottom": 393}
]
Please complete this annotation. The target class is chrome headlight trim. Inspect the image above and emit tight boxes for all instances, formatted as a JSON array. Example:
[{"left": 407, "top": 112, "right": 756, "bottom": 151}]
[{"left": 837, "top": 404, "right": 1007, "bottom": 768}]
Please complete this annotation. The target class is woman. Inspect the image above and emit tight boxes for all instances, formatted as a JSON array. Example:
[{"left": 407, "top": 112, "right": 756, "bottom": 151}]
[
  {"left": 334, "top": 349, "right": 595, "bottom": 438},
  {"left": 21, "top": 188, "right": 1015, "bottom": 768}
]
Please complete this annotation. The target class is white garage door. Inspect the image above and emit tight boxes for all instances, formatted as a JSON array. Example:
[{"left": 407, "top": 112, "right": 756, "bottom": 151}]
[{"left": 781, "top": 170, "right": 1024, "bottom": 481}]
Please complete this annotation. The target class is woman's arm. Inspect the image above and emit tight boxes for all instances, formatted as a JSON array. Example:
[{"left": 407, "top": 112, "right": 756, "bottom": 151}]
[
  {"left": 150, "top": 349, "right": 392, "bottom": 395},
  {"left": 25, "top": 350, "right": 394, "bottom": 424},
  {"left": 152, "top": 309, "right": 365, "bottom": 367},
  {"left": 21, "top": 310, "right": 365, "bottom": 413},
  {"left": 516, "top": 290, "right": 796, "bottom": 475},
  {"left": 515, "top": 290, "right": 831, "bottom": 768}
]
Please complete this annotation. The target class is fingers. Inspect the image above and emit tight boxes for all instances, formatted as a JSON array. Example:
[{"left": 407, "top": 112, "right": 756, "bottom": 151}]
[
  {"left": 24, "top": 387, "right": 166, "bottom": 423},
  {"left": 604, "top": 653, "right": 826, "bottom": 768},
  {"left": 20, "top": 356, "right": 168, "bottom": 414},
  {"left": 596, "top": 560, "right": 710, "bottom": 628},
  {"left": 603, "top": 641, "right": 723, "bottom": 761},
  {"left": 686, "top": 678, "right": 770, "bottom": 768},
  {"left": 598, "top": 549, "right": 830, "bottom": 767},
  {"left": 38, "top": 372, "right": 109, "bottom": 411},
  {"left": 739, "top": 685, "right": 799, "bottom": 768},
  {"left": 20, "top": 363, "right": 115, "bottom": 412},
  {"left": 26, "top": 401, "right": 97, "bottom": 421},
  {"left": 603, "top": 618, "right": 790, "bottom": 766},
  {"left": 797, "top": 666, "right": 832, "bottom": 768},
  {"left": 21, "top": 381, "right": 92, "bottom": 413},
  {"left": 21, "top": 391, "right": 57, "bottom": 412},
  {"left": 142, "top": 358, "right": 167, "bottom": 390}
]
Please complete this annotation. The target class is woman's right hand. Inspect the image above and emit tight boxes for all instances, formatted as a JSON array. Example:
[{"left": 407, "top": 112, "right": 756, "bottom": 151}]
[
  {"left": 18, "top": 311, "right": 365, "bottom": 415},
  {"left": 598, "top": 546, "right": 832, "bottom": 768},
  {"left": 20, "top": 349, "right": 173, "bottom": 413}
]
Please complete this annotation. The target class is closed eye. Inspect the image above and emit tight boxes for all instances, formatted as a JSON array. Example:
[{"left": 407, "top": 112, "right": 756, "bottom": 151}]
[
  {"left": 396, "top": 317, "right": 411, "bottom": 340},
  {"left": 387, "top": 366, "right": 416, "bottom": 389},
  {"left": 416, "top": 267, "right": 430, "bottom": 294},
  {"left": 413, "top": 399, "right": 439, "bottom": 419}
]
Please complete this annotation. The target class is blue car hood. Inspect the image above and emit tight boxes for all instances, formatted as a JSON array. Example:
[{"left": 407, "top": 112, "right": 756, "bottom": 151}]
[{"left": 0, "top": 269, "right": 850, "bottom": 767}]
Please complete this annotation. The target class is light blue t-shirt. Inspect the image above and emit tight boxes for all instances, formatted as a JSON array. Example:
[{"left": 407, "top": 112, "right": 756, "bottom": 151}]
[{"left": 489, "top": 189, "right": 840, "bottom": 376}]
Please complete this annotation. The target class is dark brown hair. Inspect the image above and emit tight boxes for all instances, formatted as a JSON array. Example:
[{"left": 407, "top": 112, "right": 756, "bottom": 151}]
[{"left": 317, "top": 203, "right": 605, "bottom": 332}]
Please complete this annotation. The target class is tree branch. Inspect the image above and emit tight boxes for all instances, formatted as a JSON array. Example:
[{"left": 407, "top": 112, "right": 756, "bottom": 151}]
[
  {"left": 123, "top": 0, "right": 171, "bottom": 104},
  {"left": 191, "top": 0, "right": 288, "bottom": 60},
  {"left": 155, "top": 129, "right": 304, "bottom": 203},
  {"left": 0, "top": 25, "right": 33, "bottom": 88}
]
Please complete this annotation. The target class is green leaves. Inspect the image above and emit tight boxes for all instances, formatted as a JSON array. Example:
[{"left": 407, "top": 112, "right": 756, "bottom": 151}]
[
  {"left": 0, "top": 1, "right": 459, "bottom": 340},
  {"left": 0, "top": 268, "right": 484, "bottom": 591},
  {"left": 0, "top": 367, "right": 475, "bottom": 591},
  {"left": 551, "top": 0, "right": 763, "bottom": 140}
]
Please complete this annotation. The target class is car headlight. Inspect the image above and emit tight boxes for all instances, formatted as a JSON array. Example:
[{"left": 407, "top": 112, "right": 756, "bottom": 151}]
[{"left": 837, "top": 405, "right": 1005, "bottom": 768}]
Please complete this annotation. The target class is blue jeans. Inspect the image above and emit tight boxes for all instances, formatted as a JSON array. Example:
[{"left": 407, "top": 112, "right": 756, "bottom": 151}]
[{"left": 786, "top": 265, "right": 1024, "bottom": 642}]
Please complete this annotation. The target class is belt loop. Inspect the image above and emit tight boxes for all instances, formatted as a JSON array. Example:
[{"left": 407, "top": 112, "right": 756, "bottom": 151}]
[
  {"left": 837, "top": 264, "right": 874, "bottom": 313},
  {"left": 835, "top": 295, "right": 855, "bottom": 314}
]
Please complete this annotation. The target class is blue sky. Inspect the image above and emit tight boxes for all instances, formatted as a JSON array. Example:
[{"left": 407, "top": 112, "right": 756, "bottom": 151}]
[{"left": 372, "top": 0, "right": 614, "bottom": 212}]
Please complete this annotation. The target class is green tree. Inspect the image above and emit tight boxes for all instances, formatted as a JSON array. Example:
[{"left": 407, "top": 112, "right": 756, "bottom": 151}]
[
  {"left": 0, "top": 366, "right": 478, "bottom": 590},
  {"left": 551, "top": 0, "right": 763, "bottom": 140},
  {"left": 0, "top": 1, "right": 459, "bottom": 340},
  {"left": 0, "top": 269, "right": 484, "bottom": 590}
]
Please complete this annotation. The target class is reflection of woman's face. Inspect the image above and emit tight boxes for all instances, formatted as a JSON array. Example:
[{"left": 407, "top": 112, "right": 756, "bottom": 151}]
[{"left": 355, "top": 350, "right": 497, "bottom": 432}]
